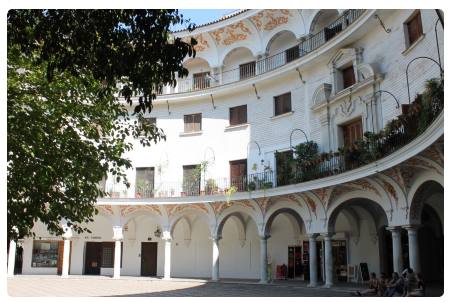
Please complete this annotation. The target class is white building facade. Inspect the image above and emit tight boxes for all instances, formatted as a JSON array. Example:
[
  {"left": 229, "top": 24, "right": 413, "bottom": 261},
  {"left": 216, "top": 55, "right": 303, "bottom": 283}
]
[{"left": 10, "top": 9, "right": 444, "bottom": 287}]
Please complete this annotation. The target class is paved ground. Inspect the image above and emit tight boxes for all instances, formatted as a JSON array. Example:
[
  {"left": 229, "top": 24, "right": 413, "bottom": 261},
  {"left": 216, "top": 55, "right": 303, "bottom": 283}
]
[
  {"left": 7, "top": 275, "right": 443, "bottom": 297},
  {"left": 8, "top": 275, "right": 359, "bottom": 297}
]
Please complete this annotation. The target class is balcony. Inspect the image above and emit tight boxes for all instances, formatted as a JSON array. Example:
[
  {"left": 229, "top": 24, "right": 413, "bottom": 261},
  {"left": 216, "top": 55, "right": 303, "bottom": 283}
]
[
  {"left": 102, "top": 79, "right": 443, "bottom": 200},
  {"left": 162, "top": 9, "right": 366, "bottom": 95}
]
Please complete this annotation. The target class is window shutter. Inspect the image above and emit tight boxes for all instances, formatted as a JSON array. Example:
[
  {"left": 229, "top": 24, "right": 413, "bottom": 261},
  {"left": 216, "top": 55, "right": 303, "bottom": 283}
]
[{"left": 194, "top": 114, "right": 201, "bottom": 131}]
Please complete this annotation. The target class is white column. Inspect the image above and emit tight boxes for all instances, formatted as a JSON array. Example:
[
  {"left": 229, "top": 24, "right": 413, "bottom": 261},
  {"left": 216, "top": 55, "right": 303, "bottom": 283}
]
[
  {"left": 61, "top": 225, "right": 73, "bottom": 278},
  {"left": 259, "top": 235, "right": 269, "bottom": 283},
  {"left": 112, "top": 226, "right": 123, "bottom": 279},
  {"left": 7, "top": 240, "right": 17, "bottom": 277},
  {"left": 307, "top": 234, "right": 318, "bottom": 287},
  {"left": 163, "top": 231, "right": 172, "bottom": 280},
  {"left": 404, "top": 225, "right": 421, "bottom": 273},
  {"left": 322, "top": 232, "right": 334, "bottom": 288},
  {"left": 387, "top": 227, "right": 403, "bottom": 273},
  {"left": 211, "top": 236, "right": 220, "bottom": 281}
]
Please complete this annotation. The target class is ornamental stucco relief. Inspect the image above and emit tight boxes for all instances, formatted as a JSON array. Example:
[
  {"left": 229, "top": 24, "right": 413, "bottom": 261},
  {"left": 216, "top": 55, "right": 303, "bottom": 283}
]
[
  {"left": 250, "top": 9, "right": 292, "bottom": 31},
  {"left": 211, "top": 21, "right": 252, "bottom": 46},
  {"left": 184, "top": 34, "right": 210, "bottom": 52}
]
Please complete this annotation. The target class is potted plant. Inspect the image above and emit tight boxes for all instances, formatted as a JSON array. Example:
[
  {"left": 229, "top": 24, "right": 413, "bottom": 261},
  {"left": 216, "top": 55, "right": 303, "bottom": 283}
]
[{"left": 205, "top": 178, "right": 218, "bottom": 195}]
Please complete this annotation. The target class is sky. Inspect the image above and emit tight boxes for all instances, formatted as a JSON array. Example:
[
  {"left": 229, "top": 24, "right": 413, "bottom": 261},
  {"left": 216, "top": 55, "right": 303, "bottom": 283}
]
[{"left": 170, "top": 9, "right": 238, "bottom": 32}]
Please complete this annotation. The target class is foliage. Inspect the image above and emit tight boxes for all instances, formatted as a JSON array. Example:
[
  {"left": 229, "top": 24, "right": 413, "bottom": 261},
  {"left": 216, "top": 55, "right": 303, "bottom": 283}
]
[
  {"left": 205, "top": 179, "right": 218, "bottom": 195},
  {"left": 224, "top": 186, "right": 237, "bottom": 204},
  {"left": 293, "top": 141, "right": 319, "bottom": 164},
  {"left": 7, "top": 9, "right": 196, "bottom": 241}
]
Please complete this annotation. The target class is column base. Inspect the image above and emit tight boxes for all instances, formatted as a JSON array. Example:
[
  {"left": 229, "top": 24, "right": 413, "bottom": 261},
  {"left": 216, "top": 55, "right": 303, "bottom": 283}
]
[
  {"left": 258, "top": 279, "right": 268, "bottom": 284},
  {"left": 61, "top": 274, "right": 69, "bottom": 279},
  {"left": 322, "top": 283, "right": 333, "bottom": 288},
  {"left": 113, "top": 275, "right": 121, "bottom": 279},
  {"left": 307, "top": 282, "right": 317, "bottom": 288},
  {"left": 163, "top": 277, "right": 171, "bottom": 281}
]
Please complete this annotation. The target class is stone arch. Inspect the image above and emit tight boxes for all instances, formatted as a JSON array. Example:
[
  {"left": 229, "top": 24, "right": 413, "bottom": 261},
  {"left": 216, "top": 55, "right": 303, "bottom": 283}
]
[
  {"left": 308, "top": 9, "right": 340, "bottom": 34},
  {"left": 408, "top": 179, "right": 443, "bottom": 225},
  {"left": 220, "top": 46, "right": 257, "bottom": 71},
  {"left": 327, "top": 196, "right": 389, "bottom": 233},
  {"left": 215, "top": 204, "right": 261, "bottom": 238},
  {"left": 170, "top": 216, "right": 192, "bottom": 246},
  {"left": 264, "top": 208, "right": 305, "bottom": 238},
  {"left": 264, "top": 29, "right": 297, "bottom": 55},
  {"left": 169, "top": 207, "right": 213, "bottom": 238},
  {"left": 121, "top": 209, "right": 165, "bottom": 229}
]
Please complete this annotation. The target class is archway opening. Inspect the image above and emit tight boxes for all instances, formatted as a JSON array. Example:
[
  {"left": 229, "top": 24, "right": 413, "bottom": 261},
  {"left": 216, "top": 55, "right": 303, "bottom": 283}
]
[
  {"left": 217, "top": 211, "right": 259, "bottom": 279},
  {"left": 328, "top": 198, "right": 389, "bottom": 283},
  {"left": 310, "top": 9, "right": 340, "bottom": 35},
  {"left": 265, "top": 208, "right": 306, "bottom": 280},
  {"left": 222, "top": 47, "right": 256, "bottom": 83}
]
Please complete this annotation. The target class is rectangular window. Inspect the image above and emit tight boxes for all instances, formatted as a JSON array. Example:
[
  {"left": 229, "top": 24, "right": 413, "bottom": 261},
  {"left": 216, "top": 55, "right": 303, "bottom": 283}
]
[
  {"left": 184, "top": 113, "right": 202, "bottom": 133},
  {"left": 341, "top": 118, "right": 363, "bottom": 147},
  {"left": 136, "top": 167, "right": 155, "bottom": 198},
  {"left": 230, "top": 159, "right": 247, "bottom": 192},
  {"left": 406, "top": 11, "right": 423, "bottom": 47},
  {"left": 285, "top": 45, "right": 300, "bottom": 63},
  {"left": 229, "top": 105, "right": 247, "bottom": 126},
  {"left": 239, "top": 61, "right": 256, "bottom": 80},
  {"left": 31, "top": 241, "right": 59, "bottom": 268},
  {"left": 183, "top": 165, "right": 200, "bottom": 196},
  {"left": 193, "top": 72, "right": 210, "bottom": 89},
  {"left": 342, "top": 65, "right": 356, "bottom": 89},
  {"left": 274, "top": 92, "right": 292, "bottom": 116}
]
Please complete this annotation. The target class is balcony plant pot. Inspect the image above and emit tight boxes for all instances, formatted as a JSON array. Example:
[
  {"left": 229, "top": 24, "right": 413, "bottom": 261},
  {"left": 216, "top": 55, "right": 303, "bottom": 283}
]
[
  {"left": 135, "top": 192, "right": 142, "bottom": 198},
  {"left": 248, "top": 181, "right": 256, "bottom": 191}
]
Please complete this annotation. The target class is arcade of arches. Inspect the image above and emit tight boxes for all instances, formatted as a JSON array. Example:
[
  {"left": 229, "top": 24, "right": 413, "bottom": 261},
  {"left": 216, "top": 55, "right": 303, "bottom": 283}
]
[{"left": 9, "top": 141, "right": 444, "bottom": 289}]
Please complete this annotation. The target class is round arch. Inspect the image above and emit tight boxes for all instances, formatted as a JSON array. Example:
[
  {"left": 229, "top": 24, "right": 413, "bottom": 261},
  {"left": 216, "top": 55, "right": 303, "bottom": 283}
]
[
  {"left": 264, "top": 29, "right": 298, "bottom": 56},
  {"left": 169, "top": 208, "right": 213, "bottom": 237},
  {"left": 215, "top": 204, "right": 261, "bottom": 238},
  {"left": 220, "top": 46, "right": 257, "bottom": 72},
  {"left": 308, "top": 9, "right": 340, "bottom": 34},
  {"left": 264, "top": 208, "right": 305, "bottom": 237},
  {"left": 408, "top": 180, "right": 443, "bottom": 226}
]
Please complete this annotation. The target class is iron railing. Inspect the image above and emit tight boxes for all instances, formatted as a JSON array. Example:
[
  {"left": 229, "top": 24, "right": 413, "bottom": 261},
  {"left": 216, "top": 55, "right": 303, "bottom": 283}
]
[
  {"left": 162, "top": 9, "right": 366, "bottom": 95},
  {"left": 102, "top": 81, "right": 443, "bottom": 199}
]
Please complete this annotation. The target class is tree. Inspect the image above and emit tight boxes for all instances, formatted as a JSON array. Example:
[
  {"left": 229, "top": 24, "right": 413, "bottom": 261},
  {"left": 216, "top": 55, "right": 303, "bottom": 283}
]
[{"left": 7, "top": 10, "right": 196, "bottom": 241}]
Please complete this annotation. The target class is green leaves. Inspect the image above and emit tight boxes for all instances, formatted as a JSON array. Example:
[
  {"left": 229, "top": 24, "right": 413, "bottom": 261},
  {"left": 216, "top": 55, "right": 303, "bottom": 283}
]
[{"left": 7, "top": 9, "right": 192, "bottom": 241}]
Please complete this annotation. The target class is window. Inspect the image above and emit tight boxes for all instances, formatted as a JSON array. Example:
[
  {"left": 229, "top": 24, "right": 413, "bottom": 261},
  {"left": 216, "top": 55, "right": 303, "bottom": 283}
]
[
  {"left": 193, "top": 72, "right": 210, "bottom": 89},
  {"left": 136, "top": 167, "right": 155, "bottom": 198},
  {"left": 239, "top": 61, "right": 256, "bottom": 80},
  {"left": 31, "top": 241, "right": 59, "bottom": 267},
  {"left": 184, "top": 113, "right": 202, "bottom": 133},
  {"left": 101, "top": 243, "right": 114, "bottom": 268},
  {"left": 341, "top": 118, "right": 363, "bottom": 147},
  {"left": 182, "top": 165, "right": 200, "bottom": 196},
  {"left": 230, "top": 159, "right": 247, "bottom": 192},
  {"left": 100, "top": 242, "right": 122, "bottom": 268},
  {"left": 274, "top": 92, "right": 292, "bottom": 116},
  {"left": 229, "top": 105, "right": 247, "bottom": 126},
  {"left": 341, "top": 65, "right": 356, "bottom": 89},
  {"left": 405, "top": 11, "right": 423, "bottom": 47},
  {"left": 276, "top": 150, "right": 294, "bottom": 186},
  {"left": 286, "top": 45, "right": 300, "bottom": 63}
]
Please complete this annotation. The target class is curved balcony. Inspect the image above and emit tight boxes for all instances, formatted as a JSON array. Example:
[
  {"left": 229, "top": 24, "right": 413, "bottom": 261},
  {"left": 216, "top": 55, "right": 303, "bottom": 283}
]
[
  {"left": 100, "top": 80, "right": 443, "bottom": 203},
  {"left": 162, "top": 9, "right": 366, "bottom": 95}
]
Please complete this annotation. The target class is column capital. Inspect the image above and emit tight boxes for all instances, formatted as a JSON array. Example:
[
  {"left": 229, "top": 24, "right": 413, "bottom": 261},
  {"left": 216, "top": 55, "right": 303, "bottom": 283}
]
[
  {"left": 259, "top": 234, "right": 271, "bottom": 240},
  {"left": 320, "top": 232, "right": 335, "bottom": 239},
  {"left": 112, "top": 226, "right": 123, "bottom": 241},
  {"left": 386, "top": 226, "right": 402, "bottom": 233},
  {"left": 162, "top": 230, "right": 172, "bottom": 241},
  {"left": 402, "top": 224, "right": 421, "bottom": 232},
  {"left": 62, "top": 225, "right": 73, "bottom": 240},
  {"left": 307, "top": 233, "right": 319, "bottom": 240}
]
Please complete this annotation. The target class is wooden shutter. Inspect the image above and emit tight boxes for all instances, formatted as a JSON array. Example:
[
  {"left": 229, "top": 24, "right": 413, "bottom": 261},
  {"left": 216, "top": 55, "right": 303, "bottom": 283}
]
[
  {"left": 184, "top": 115, "right": 191, "bottom": 132},
  {"left": 193, "top": 113, "right": 201, "bottom": 131},
  {"left": 275, "top": 93, "right": 291, "bottom": 116},
  {"left": 286, "top": 46, "right": 300, "bottom": 62},
  {"left": 407, "top": 12, "right": 423, "bottom": 46},
  {"left": 342, "top": 119, "right": 363, "bottom": 147},
  {"left": 342, "top": 66, "right": 356, "bottom": 89},
  {"left": 229, "top": 105, "right": 247, "bottom": 126}
]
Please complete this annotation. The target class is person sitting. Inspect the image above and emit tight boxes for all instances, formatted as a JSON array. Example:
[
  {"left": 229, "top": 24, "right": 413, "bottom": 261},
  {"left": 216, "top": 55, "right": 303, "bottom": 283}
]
[
  {"left": 408, "top": 273, "right": 425, "bottom": 297},
  {"left": 355, "top": 272, "right": 379, "bottom": 296},
  {"left": 385, "top": 272, "right": 404, "bottom": 297},
  {"left": 403, "top": 268, "right": 418, "bottom": 296},
  {"left": 377, "top": 272, "right": 388, "bottom": 296}
]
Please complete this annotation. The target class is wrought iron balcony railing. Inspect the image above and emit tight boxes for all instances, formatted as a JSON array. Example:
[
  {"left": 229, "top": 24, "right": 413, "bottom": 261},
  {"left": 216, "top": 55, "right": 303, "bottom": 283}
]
[
  {"left": 162, "top": 9, "right": 366, "bottom": 95},
  {"left": 101, "top": 79, "right": 443, "bottom": 200}
]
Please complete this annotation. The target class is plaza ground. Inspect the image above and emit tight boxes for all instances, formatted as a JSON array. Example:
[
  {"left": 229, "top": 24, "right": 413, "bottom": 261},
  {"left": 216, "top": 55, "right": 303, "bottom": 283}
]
[{"left": 7, "top": 275, "right": 443, "bottom": 297}]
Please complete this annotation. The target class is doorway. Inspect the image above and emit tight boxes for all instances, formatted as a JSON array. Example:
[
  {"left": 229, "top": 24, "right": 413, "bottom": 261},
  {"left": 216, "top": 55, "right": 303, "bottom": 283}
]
[
  {"left": 287, "top": 245, "right": 303, "bottom": 279},
  {"left": 84, "top": 242, "right": 102, "bottom": 275},
  {"left": 141, "top": 242, "right": 158, "bottom": 276}
]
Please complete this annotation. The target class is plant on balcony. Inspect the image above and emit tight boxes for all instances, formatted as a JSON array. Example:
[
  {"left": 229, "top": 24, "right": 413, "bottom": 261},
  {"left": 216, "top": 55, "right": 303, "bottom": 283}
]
[
  {"left": 224, "top": 185, "right": 237, "bottom": 205},
  {"left": 205, "top": 178, "right": 218, "bottom": 195}
]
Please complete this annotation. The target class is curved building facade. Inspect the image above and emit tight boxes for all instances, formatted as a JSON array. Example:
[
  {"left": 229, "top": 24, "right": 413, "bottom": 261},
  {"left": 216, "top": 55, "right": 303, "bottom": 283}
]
[{"left": 14, "top": 9, "right": 444, "bottom": 288}]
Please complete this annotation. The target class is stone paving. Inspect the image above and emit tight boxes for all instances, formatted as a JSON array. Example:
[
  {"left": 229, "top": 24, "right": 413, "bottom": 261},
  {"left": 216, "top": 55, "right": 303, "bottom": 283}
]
[{"left": 8, "top": 275, "right": 359, "bottom": 297}]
